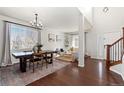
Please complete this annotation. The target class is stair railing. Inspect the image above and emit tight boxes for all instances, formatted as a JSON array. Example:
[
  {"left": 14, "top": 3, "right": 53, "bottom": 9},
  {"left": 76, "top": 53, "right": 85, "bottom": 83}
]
[{"left": 106, "top": 28, "right": 124, "bottom": 70}]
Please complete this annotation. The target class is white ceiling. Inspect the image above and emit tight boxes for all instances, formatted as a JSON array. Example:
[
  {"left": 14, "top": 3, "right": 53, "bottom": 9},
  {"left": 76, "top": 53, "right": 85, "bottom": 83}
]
[{"left": 0, "top": 7, "right": 79, "bottom": 30}]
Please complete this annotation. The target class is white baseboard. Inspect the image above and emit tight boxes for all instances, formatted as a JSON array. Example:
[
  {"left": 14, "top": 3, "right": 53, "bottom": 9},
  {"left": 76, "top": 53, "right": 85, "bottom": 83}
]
[{"left": 78, "top": 64, "right": 84, "bottom": 67}]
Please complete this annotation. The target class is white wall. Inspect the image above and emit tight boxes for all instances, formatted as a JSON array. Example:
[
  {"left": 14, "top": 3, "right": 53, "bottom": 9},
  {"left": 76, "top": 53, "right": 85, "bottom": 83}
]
[
  {"left": 41, "top": 29, "right": 64, "bottom": 51},
  {"left": 78, "top": 7, "right": 93, "bottom": 31},
  {"left": 0, "top": 14, "right": 30, "bottom": 26},
  {"left": 86, "top": 7, "right": 124, "bottom": 59},
  {"left": 0, "top": 14, "right": 65, "bottom": 51},
  {"left": 78, "top": 7, "right": 93, "bottom": 25},
  {"left": 0, "top": 14, "right": 65, "bottom": 64}
]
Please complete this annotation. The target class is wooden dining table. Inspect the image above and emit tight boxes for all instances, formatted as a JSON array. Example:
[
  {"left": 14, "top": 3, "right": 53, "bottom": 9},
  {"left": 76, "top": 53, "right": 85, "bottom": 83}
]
[{"left": 12, "top": 50, "right": 57, "bottom": 72}]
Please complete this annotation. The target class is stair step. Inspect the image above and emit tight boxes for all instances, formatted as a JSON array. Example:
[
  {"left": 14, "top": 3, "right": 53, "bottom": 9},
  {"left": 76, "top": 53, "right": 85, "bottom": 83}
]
[
  {"left": 110, "top": 63, "right": 124, "bottom": 80},
  {"left": 110, "top": 61, "right": 122, "bottom": 66}
]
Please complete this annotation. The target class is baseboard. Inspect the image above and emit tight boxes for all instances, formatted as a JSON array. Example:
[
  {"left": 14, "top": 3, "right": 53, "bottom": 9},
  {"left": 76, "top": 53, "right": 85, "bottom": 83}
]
[
  {"left": 90, "top": 57, "right": 105, "bottom": 61},
  {"left": 78, "top": 64, "right": 84, "bottom": 67}
]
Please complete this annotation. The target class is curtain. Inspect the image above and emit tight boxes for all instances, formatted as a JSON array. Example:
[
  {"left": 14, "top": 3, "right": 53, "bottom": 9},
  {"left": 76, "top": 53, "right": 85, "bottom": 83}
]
[
  {"left": 0, "top": 22, "right": 40, "bottom": 66},
  {"left": 1, "top": 22, "right": 12, "bottom": 66}
]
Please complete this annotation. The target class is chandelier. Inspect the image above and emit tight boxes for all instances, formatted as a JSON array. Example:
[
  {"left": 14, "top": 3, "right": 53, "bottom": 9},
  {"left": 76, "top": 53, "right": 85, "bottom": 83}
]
[{"left": 30, "top": 13, "right": 43, "bottom": 29}]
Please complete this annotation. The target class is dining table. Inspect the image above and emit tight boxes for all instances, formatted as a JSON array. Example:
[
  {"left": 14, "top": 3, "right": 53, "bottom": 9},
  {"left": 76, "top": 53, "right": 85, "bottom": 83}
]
[{"left": 12, "top": 50, "right": 57, "bottom": 72}]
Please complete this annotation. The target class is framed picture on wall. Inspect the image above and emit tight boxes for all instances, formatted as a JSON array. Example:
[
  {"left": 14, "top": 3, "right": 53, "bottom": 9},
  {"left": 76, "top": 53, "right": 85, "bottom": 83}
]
[
  {"left": 48, "top": 33, "right": 55, "bottom": 42},
  {"left": 56, "top": 35, "right": 63, "bottom": 42}
]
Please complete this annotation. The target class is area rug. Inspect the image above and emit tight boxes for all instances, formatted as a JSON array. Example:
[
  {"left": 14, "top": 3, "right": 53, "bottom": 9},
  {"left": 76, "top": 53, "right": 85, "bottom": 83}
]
[
  {"left": 0, "top": 60, "right": 70, "bottom": 86},
  {"left": 56, "top": 56, "right": 73, "bottom": 62},
  {"left": 56, "top": 53, "right": 76, "bottom": 62}
]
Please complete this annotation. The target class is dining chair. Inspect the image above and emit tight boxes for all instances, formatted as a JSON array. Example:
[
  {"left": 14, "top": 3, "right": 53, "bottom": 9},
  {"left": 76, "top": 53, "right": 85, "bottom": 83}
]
[{"left": 29, "top": 51, "right": 48, "bottom": 72}]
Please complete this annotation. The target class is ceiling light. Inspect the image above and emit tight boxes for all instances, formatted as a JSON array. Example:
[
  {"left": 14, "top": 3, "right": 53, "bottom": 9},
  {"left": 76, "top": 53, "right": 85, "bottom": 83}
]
[
  {"left": 30, "top": 13, "right": 43, "bottom": 29},
  {"left": 103, "top": 7, "right": 109, "bottom": 13}
]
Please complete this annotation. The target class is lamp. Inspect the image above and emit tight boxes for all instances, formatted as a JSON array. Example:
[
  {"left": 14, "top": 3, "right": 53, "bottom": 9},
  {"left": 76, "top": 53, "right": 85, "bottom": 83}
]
[{"left": 30, "top": 13, "right": 43, "bottom": 29}]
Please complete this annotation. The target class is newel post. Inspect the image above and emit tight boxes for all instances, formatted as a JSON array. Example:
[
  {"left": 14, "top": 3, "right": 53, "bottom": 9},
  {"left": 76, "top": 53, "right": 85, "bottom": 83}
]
[
  {"left": 106, "top": 45, "right": 111, "bottom": 70},
  {"left": 123, "top": 27, "right": 124, "bottom": 49}
]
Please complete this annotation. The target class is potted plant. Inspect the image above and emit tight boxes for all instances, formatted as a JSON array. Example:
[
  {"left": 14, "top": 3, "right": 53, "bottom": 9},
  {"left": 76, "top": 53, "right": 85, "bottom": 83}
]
[
  {"left": 37, "top": 44, "right": 43, "bottom": 53},
  {"left": 33, "top": 43, "right": 43, "bottom": 53}
]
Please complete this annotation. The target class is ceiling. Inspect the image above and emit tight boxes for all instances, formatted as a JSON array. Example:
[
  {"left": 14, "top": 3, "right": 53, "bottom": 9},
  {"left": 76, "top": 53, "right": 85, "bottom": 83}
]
[{"left": 0, "top": 7, "right": 80, "bottom": 31}]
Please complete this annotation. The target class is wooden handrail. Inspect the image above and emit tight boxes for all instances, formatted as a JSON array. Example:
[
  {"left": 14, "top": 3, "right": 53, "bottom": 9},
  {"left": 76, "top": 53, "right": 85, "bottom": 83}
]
[
  {"left": 106, "top": 27, "right": 124, "bottom": 70},
  {"left": 122, "top": 27, "right": 124, "bottom": 62},
  {"left": 105, "top": 38, "right": 123, "bottom": 47},
  {"left": 110, "top": 37, "right": 123, "bottom": 46},
  {"left": 106, "top": 38, "right": 123, "bottom": 70},
  {"left": 123, "top": 27, "right": 124, "bottom": 37}
]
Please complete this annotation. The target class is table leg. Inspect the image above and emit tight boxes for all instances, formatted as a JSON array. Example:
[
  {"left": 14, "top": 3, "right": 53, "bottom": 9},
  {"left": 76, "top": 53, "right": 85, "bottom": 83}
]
[
  {"left": 20, "top": 58, "right": 27, "bottom": 72},
  {"left": 49, "top": 53, "right": 53, "bottom": 64}
]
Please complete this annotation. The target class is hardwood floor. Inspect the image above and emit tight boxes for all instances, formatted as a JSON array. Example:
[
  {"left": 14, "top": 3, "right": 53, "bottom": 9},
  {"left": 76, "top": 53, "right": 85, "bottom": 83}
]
[{"left": 27, "top": 58, "right": 124, "bottom": 86}]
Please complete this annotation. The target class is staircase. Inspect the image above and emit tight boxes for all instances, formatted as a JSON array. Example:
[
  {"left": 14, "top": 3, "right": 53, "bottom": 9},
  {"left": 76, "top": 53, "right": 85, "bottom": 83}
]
[{"left": 106, "top": 27, "right": 124, "bottom": 80}]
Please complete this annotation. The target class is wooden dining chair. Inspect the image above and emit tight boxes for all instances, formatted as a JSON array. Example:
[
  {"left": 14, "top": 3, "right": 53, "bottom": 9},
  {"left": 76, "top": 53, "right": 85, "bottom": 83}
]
[{"left": 29, "top": 52, "right": 48, "bottom": 72}]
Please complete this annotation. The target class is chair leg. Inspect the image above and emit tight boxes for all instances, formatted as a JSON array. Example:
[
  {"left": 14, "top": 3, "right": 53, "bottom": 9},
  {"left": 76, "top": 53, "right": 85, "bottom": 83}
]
[
  {"left": 33, "top": 62, "right": 34, "bottom": 72},
  {"left": 44, "top": 58, "right": 48, "bottom": 69},
  {"left": 46, "top": 61, "right": 48, "bottom": 69},
  {"left": 52, "top": 62, "right": 53, "bottom": 66},
  {"left": 51, "top": 59, "right": 53, "bottom": 66},
  {"left": 37, "top": 62, "right": 39, "bottom": 67},
  {"left": 42, "top": 61, "right": 43, "bottom": 66},
  {"left": 41, "top": 60, "right": 43, "bottom": 69},
  {"left": 29, "top": 62, "right": 31, "bottom": 69}
]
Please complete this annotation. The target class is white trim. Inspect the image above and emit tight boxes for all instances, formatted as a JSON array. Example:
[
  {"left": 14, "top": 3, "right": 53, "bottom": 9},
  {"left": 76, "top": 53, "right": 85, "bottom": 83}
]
[
  {"left": 78, "top": 12, "right": 85, "bottom": 68},
  {"left": 110, "top": 68, "right": 124, "bottom": 80},
  {"left": 110, "top": 64, "right": 124, "bottom": 80},
  {"left": 78, "top": 64, "right": 84, "bottom": 67}
]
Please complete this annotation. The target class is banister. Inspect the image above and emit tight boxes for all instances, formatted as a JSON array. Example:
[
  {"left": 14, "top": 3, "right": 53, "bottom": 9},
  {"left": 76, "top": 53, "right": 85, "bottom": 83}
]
[
  {"left": 121, "top": 26, "right": 124, "bottom": 48},
  {"left": 106, "top": 27, "right": 124, "bottom": 70},
  {"left": 123, "top": 27, "right": 124, "bottom": 37},
  {"left": 106, "top": 45, "right": 111, "bottom": 70},
  {"left": 110, "top": 37, "right": 123, "bottom": 46}
]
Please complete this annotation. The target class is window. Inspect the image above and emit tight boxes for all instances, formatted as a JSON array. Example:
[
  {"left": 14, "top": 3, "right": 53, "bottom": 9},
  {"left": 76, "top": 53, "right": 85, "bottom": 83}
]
[
  {"left": 10, "top": 23, "right": 38, "bottom": 51},
  {"left": 72, "top": 35, "right": 79, "bottom": 48}
]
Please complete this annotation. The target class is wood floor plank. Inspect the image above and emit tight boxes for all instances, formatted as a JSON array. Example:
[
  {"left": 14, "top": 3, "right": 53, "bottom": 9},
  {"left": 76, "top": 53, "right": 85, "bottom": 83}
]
[{"left": 28, "top": 58, "right": 124, "bottom": 86}]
